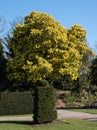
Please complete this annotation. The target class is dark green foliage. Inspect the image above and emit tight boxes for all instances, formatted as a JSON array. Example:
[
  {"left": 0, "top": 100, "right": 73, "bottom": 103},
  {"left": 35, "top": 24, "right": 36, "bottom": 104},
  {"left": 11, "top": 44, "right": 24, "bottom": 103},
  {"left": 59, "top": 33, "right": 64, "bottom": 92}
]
[
  {"left": 0, "top": 39, "right": 4, "bottom": 56},
  {"left": 36, "top": 79, "right": 49, "bottom": 87},
  {"left": 7, "top": 81, "right": 34, "bottom": 92},
  {"left": 0, "top": 39, "right": 8, "bottom": 91},
  {"left": 73, "top": 74, "right": 90, "bottom": 93},
  {"left": 0, "top": 92, "right": 34, "bottom": 115},
  {"left": 4, "top": 34, "right": 14, "bottom": 59},
  {"left": 0, "top": 57, "right": 7, "bottom": 78},
  {"left": 53, "top": 75, "right": 74, "bottom": 90},
  {"left": 90, "top": 57, "right": 97, "bottom": 85},
  {"left": 33, "top": 86, "right": 57, "bottom": 124},
  {"left": 63, "top": 94, "right": 81, "bottom": 107}
]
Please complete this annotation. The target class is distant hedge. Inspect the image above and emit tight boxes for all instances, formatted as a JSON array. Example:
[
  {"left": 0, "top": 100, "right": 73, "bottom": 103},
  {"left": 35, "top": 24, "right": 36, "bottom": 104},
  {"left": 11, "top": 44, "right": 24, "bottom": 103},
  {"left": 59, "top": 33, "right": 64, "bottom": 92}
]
[{"left": 0, "top": 92, "right": 34, "bottom": 116}]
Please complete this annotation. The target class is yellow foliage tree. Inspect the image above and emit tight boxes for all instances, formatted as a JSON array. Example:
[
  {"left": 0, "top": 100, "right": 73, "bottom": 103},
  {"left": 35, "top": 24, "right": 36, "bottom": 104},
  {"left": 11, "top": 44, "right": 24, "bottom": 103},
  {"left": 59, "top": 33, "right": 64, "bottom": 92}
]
[{"left": 7, "top": 12, "right": 94, "bottom": 83}]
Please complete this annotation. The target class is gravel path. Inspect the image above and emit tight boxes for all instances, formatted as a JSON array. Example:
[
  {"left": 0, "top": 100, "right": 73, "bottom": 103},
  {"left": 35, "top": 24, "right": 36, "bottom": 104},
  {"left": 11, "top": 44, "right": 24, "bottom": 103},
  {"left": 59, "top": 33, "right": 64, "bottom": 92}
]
[
  {"left": 57, "top": 110, "right": 97, "bottom": 121},
  {"left": 0, "top": 110, "right": 97, "bottom": 121}
]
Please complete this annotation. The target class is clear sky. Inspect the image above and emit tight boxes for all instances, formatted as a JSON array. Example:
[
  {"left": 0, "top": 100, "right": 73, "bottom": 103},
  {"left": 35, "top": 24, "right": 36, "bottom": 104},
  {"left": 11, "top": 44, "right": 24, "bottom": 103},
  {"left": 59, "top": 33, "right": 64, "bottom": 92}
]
[{"left": 0, "top": 0, "right": 97, "bottom": 49}]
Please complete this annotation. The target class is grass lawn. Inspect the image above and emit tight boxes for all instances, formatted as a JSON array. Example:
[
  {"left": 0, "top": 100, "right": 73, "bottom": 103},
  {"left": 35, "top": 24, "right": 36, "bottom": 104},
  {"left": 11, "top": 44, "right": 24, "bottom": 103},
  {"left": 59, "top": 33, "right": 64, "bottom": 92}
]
[
  {"left": 69, "top": 108, "right": 97, "bottom": 114},
  {"left": 0, "top": 119, "right": 97, "bottom": 130}
]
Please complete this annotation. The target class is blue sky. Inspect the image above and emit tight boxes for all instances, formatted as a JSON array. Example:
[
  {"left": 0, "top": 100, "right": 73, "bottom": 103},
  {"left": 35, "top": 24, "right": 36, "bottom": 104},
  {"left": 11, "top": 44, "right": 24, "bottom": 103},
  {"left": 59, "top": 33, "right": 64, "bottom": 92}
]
[{"left": 0, "top": 0, "right": 97, "bottom": 50}]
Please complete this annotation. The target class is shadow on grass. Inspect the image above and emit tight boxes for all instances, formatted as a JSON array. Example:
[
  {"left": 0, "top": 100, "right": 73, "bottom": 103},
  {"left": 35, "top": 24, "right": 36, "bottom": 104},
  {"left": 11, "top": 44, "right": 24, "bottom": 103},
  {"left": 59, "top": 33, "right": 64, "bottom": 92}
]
[
  {"left": 0, "top": 120, "right": 69, "bottom": 127},
  {"left": 56, "top": 106, "right": 97, "bottom": 110},
  {"left": 83, "top": 118, "right": 97, "bottom": 121},
  {"left": 0, "top": 120, "right": 32, "bottom": 126}
]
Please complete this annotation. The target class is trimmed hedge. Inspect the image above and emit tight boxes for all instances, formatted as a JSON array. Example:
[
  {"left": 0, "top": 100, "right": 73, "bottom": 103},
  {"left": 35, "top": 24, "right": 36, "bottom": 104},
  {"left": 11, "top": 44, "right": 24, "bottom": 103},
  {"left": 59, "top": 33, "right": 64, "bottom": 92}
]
[
  {"left": 33, "top": 86, "right": 57, "bottom": 124},
  {"left": 0, "top": 92, "right": 34, "bottom": 115}
]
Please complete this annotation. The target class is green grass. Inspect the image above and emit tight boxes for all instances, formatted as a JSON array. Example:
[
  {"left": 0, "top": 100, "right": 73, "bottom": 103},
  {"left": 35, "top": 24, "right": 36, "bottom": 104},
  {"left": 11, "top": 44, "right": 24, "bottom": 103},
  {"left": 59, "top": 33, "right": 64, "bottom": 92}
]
[
  {"left": 69, "top": 108, "right": 97, "bottom": 114},
  {"left": 0, "top": 119, "right": 97, "bottom": 130}
]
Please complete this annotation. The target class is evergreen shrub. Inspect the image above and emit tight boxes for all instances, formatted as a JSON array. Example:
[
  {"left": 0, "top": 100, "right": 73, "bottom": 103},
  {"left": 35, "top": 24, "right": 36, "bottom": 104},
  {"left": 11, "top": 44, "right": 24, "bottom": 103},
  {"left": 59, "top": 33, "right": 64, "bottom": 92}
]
[{"left": 33, "top": 85, "right": 57, "bottom": 124}]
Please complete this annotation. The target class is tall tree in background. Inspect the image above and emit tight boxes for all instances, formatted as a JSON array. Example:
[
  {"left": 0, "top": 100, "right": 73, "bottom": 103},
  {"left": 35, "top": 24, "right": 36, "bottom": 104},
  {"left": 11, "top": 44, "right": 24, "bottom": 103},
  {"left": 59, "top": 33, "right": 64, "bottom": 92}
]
[
  {"left": 90, "top": 56, "right": 97, "bottom": 85},
  {"left": 0, "top": 18, "right": 6, "bottom": 34},
  {"left": 0, "top": 18, "right": 5, "bottom": 69},
  {"left": 4, "top": 17, "right": 23, "bottom": 60},
  {"left": 0, "top": 39, "right": 6, "bottom": 79},
  {"left": 89, "top": 42, "right": 97, "bottom": 85},
  {"left": 6, "top": 12, "right": 94, "bottom": 89},
  {"left": 0, "top": 18, "right": 7, "bottom": 91},
  {"left": 0, "top": 39, "right": 4, "bottom": 56},
  {"left": 73, "top": 52, "right": 94, "bottom": 93}
]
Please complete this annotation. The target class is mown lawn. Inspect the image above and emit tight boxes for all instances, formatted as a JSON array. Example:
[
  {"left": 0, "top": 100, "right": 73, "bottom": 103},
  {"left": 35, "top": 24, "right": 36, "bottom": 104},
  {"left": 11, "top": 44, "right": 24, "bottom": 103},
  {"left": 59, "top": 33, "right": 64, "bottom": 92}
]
[
  {"left": 69, "top": 108, "right": 97, "bottom": 114},
  {"left": 0, "top": 119, "right": 97, "bottom": 130}
]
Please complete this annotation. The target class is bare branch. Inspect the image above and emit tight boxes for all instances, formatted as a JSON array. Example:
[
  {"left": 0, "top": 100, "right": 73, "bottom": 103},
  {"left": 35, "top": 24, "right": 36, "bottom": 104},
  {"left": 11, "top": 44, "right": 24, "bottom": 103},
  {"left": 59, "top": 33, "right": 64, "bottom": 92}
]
[
  {"left": 0, "top": 17, "right": 6, "bottom": 34},
  {"left": 10, "top": 16, "right": 24, "bottom": 30}
]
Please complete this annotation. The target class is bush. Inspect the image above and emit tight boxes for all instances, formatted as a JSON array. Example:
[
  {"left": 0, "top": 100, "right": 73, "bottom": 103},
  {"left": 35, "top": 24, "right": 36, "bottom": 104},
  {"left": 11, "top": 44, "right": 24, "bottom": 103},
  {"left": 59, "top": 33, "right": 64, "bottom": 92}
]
[
  {"left": 56, "top": 90, "right": 71, "bottom": 99},
  {"left": 63, "top": 94, "right": 82, "bottom": 107},
  {"left": 0, "top": 92, "right": 34, "bottom": 115},
  {"left": 33, "top": 85, "right": 57, "bottom": 124}
]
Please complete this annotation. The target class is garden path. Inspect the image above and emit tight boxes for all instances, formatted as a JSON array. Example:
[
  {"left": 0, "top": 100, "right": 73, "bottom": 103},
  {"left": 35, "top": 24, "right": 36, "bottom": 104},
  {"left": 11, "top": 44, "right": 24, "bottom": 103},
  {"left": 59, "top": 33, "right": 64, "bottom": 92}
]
[{"left": 0, "top": 110, "right": 97, "bottom": 121}]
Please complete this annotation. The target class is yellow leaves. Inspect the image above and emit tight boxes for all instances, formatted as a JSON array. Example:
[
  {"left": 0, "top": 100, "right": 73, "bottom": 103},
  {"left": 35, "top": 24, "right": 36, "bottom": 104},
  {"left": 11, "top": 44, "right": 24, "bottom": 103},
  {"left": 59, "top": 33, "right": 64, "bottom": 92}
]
[
  {"left": 36, "top": 55, "right": 53, "bottom": 72},
  {"left": 59, "top": 67, "right": 78, "bottom": 80},
  {"left": 30, "top": 29, "right": 41, "bottom": 36},
  {"left": 22, "top": 56, "right": 53, "bottom": 82},
  {"left": 22, "top": 60, "right": 33, "bottom": 71},
  {"left": 59, "top": 61, "right": 80, "bottom": 80},
  {"left": 42, "top": 40, "right": 52, "bottom": 48},
  {"left": 67, "top": 24, "right": 86, "bottom": 42},
  {"left": 16, "top": 24, "right": 24, "bottom": 28},
  {"left": 11, "top": 11, "right": 95, "bottom": 82}
]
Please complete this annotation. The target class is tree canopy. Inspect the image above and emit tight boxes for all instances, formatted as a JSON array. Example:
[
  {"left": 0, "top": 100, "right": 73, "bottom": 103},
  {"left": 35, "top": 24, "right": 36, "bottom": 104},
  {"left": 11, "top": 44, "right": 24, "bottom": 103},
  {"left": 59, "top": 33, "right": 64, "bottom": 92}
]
[
  {"left": 0, "top": 39, "right": 7, "bottom": 91},
  {"left": 0, "top": 39, "right": 4, "bottom": 57},
  {"left": 7, "top": 12, "right": 94, "bottom": 84},
  {"left": 90, "top": 57, "right": 97, "bottom": 85}
]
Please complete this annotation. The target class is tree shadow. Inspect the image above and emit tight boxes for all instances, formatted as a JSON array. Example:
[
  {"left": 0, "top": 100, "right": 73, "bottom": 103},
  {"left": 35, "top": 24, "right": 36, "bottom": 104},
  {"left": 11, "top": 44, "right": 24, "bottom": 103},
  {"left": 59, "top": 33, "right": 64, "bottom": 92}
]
[
  {"left": 83, "top": 118, "right": 97, "bottom": 122},
  {"left": 0, "top": 120, "right": 32, "bottom": 126},
  {"left": 0, "top": 120, "right": 69, "bottom": 127},
  {"left": 56, "top": 106, "right": 97, "bottom": 110}
]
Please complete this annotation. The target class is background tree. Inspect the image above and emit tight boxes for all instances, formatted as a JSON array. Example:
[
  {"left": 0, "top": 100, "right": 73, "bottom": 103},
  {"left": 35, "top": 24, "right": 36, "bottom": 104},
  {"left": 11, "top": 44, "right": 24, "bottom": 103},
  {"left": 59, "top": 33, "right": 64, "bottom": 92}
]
[
  {"left": 6, "top": 12, "right": 94, "bottom": 89},
  {"left": 0, "top": 18, "right": 6, "bottom": 91},
  {"left": 73, "top": 52, "right": 94, "bottom": 93},
  {"left": 4, "top": 17, "right": 23, "bottom": 60},
  {"left": 90, "top": 56, "right": 97, "bottom": 86},
  {"left": 0, "top": 39, "right": 4, "bottom": 56},
  {"left": 53, "top": 75, "right": 74, "bottom": 90},
  {"left": 0, "top": 18, "right": 6, "bottom": 34}
]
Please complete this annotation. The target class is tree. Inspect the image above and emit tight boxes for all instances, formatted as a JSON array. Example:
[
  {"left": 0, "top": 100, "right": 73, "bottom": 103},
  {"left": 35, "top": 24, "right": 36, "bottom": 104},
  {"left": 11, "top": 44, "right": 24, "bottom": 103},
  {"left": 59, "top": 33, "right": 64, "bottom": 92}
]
[
  {"left": 90, "top": 57, "right": 97, "bottom": 85},
  {"left": 0, "top": 17, "right": 6, "bottom": 55},
  {"left": 53, "top": 75, "right": 74, "bottom": 90},
  {"left": 0, "top": 39, "right": 7, "bottom": 91},
  {"left": 73, "top": 51, "right": 94, "bottom": 93},
  {"left": 0, "top": 18, "right": 5, "bottom": 80},
  {"left": 79, "top": 52, "right": 94, "bottom": 75},
  {"left": 0, "top": 39, "right": 4, "bottom": 56},
  {"left": 0, "top": 17, "right": 6, "bottom": 34},
  {"left": 4, "top": 17, "right": 23, "bottom": 60},
  {"left": 7, "top": 12, "right": 94, "bottom": 87},
  {"left": 0, "top": 17, "right": 9, "bottom": 91}
]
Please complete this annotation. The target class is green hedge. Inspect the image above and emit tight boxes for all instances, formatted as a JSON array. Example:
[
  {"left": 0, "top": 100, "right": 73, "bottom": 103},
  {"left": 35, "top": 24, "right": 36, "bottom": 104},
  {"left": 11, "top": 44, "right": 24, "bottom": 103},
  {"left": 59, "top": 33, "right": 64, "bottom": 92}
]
[
  {"left": 0, "top": 92, "right": 34, "bottom": 115},
  {"left": 33, "top": 86, "right": 57, "bottom": 124}
]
